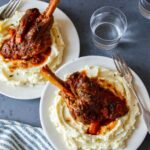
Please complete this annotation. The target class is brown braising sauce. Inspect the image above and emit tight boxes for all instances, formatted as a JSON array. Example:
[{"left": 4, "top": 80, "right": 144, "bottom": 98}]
[
  {"left": 0, "top": 27, "right": 51, "bottom": 72},
  {"left": 64, "top": 71, "right": 129, "bottom": 135},
  {"left": 86, "top": 74, "right": 129, "bottom": 135}
]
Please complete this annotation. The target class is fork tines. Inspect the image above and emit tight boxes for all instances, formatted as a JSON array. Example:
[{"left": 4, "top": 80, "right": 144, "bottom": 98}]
[
  {"left": 113, "top": 52, "right": 133, "bottom": 77},
  {"left": 0, "top": 0, "right": 21, "bottom": 19}
]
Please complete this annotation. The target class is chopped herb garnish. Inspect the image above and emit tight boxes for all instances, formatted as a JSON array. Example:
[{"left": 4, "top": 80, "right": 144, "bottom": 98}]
[
  {"left": 109, "top": 103, "right": 115, "bottom": 112},
  {"left": 9, "top": 75, "right": 13, "bottom": 78}
]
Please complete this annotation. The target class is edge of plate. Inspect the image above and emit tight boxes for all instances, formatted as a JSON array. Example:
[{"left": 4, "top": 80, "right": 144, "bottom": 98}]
[
  {"left": 0, "top": 0, "right": 80, "bottom": 100},
  {"left": 40, "top": 55, "right": 148, "bottom": 150}
]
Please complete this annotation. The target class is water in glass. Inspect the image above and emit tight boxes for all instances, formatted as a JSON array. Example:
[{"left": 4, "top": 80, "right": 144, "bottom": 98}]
[
  {"left": 139, "top": 0, "right": 150, "bottom": 19},
  {"left": 90, "top": 8, "right": 127, "bottom": 50}
]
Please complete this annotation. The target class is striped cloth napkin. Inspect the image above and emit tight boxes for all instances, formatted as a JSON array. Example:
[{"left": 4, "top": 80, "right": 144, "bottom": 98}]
[{"left": 0, "top": 120, "right": 54, "bottom": 150}]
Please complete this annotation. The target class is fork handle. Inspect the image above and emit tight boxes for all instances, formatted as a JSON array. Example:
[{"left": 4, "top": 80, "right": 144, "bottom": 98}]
[{"left": 129, "top": 84, "right": 150, "bottom": 134}]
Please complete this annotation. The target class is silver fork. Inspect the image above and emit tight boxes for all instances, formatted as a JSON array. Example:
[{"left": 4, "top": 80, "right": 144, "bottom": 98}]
[
  {"left": 0, "top": 0, "right": 21, "bottom": 20},
  {"left": 113, "top": 52, "right": 150, "bottom": 134}
]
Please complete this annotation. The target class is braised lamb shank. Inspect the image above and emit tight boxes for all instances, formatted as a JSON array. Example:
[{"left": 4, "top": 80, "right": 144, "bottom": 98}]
[
  {"left": 41, "top": 66, "right": 129, "bottom": 135},
  {"left": 0, "top": 0, "right": 59, "bottom": 60}
]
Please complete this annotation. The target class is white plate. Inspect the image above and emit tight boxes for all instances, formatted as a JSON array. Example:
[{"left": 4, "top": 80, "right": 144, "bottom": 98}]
[
  {"left": 0, "top": 0, "right": 80, "bottom": 100},
  {"left": 40, "top": 56, "right": 148, "bottom": 150}
]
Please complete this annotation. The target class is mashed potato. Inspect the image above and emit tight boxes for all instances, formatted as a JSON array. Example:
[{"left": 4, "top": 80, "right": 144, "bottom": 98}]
[
  {"left": 50, "top": 66, "right": 140, "bottom": 150},
  {"left": 0, "top": 11, "right": 65, "bottom": 86}
]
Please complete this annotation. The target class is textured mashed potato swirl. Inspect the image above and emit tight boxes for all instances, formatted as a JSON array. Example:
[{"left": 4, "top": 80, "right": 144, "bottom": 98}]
[
  {"left": 50, "top": 66, "right": 140, "bottom": 150},
  {"left": 0, "top": 11, "right": 65, "bottom": 86}
]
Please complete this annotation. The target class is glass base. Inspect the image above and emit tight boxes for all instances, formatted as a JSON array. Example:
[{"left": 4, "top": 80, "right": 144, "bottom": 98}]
[
  {"left": 139, "top": 2, "right": 150, "bottom": 19},
  {"left": 92, "top": 38, "right": 118, "bottom": 50}
]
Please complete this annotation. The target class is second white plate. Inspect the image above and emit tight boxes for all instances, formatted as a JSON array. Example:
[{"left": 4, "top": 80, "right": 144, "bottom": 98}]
[{"left": 40, "top": 56, "right": 148, "bottom": 150}]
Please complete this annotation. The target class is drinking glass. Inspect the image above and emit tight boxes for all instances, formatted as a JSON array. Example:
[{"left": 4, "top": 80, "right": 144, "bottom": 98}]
[
  {"left": 139, "top": 0, "right": 150, "bottom": 19},
  {"left": 90, "top": 6, "right": 127, "bottom": 50}
]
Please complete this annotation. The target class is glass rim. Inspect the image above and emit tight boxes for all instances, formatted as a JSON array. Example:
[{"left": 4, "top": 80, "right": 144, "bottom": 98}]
[
  {"left": 143, "top": 0, "right": 150, "bottom": 6},
  {"left": 139, "top": 1, "right": 150, "bottom": 13},
  {"left": 90, "top": 6, "right": 127, "bottom": 43}
]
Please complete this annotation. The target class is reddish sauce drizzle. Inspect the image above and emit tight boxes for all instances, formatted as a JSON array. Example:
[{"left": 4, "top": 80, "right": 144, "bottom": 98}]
[
  {"left": 86, "top": 76, "right": 129, "bottom": 135},
  {"left": 64, "top": 71, "right": 129, "bottom": 135}
]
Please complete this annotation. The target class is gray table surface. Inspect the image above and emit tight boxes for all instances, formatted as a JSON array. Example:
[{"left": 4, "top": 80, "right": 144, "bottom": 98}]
[{"left": 0, "top": 0, "right": 150, "bottom": 149}]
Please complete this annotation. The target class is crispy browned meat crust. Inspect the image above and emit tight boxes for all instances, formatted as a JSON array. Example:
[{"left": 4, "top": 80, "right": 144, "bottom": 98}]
[
  {"left": 0, "top": 0, "right": 59, "bottom": 60},
  {"left": 40, "top": 66, "right": 129, "bottom": 134}
]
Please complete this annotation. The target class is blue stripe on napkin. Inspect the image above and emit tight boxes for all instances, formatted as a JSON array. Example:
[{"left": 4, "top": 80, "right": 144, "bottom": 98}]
[{"left": 0, "top": 120, "right": 54, "bottom": 150}]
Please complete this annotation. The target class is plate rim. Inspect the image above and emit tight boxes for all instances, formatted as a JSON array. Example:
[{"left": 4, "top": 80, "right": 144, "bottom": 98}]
[
  {"left": 40, "top": 55, "right": 148, "bottom": 150},
  {"left": 0, "top": 0, "right": 80, "bottom": 100}
]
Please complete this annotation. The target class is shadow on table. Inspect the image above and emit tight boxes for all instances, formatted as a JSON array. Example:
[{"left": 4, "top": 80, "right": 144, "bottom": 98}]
[{"left": 138, "top": 134, "right": 150, "bottom": 150}]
